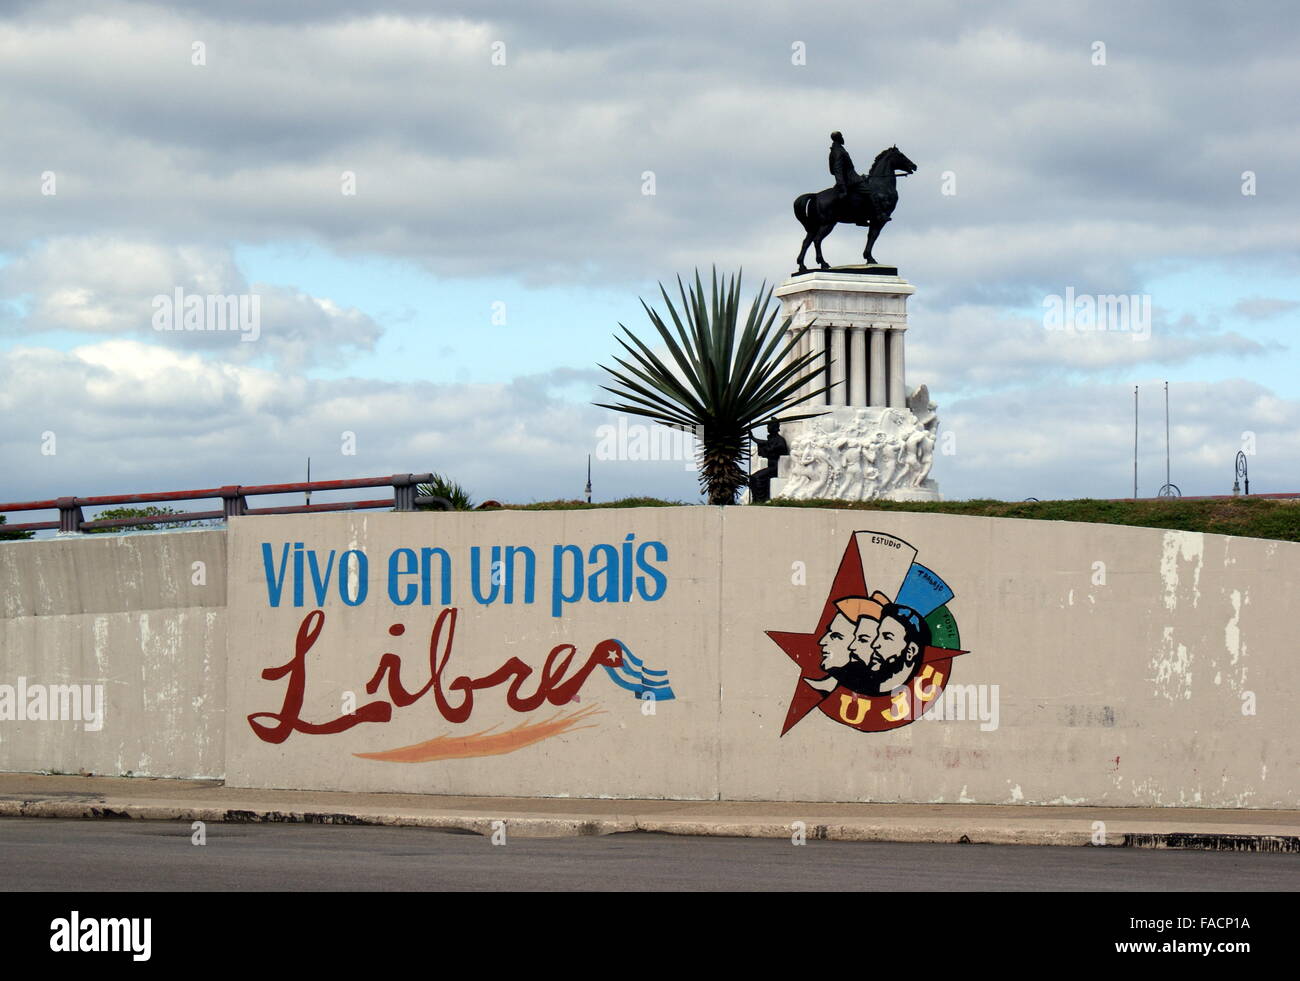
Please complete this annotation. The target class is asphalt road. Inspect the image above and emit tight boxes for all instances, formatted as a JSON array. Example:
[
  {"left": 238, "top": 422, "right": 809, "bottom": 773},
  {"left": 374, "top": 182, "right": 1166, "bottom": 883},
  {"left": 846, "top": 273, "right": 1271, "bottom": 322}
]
[{"left": 1, "top": 818, "right": 1297, "bottom": 891}]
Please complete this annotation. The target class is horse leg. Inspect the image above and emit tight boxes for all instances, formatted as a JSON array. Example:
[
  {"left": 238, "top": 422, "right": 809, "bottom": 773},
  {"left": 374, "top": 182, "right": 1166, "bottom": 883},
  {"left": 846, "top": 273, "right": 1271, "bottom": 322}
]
[
  {"left": 795, "top": 195, "right": 818, "bottom": 273},
  {"left": 797, "top": 228, "right": 814, "bottom": 273},
  {"left": 863, "top": 218, "right": 888, "bottom": 264},
  {"left": 814, "top": 223, "right": 834, "bottom": 270}
]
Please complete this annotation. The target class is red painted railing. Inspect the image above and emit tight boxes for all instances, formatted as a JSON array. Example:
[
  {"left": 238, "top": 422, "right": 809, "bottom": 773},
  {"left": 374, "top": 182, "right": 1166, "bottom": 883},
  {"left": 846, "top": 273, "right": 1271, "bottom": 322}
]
[{"left": 0, "top": 474, "right": 450, "bottom": 533}]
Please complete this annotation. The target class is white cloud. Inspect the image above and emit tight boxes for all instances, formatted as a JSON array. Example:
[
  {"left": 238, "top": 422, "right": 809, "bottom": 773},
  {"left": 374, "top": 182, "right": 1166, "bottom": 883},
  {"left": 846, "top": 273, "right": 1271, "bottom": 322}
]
[
  {"left": 1, "top": 339, "right": 1294, "bottom": 510},
  {"left": 908, "top": 302, "right": 1276, "bottom": 394},
  {"left": 0, "top": 236, "right": 381, "bottom": 368},
  {"left": 0, "top": 339, "right": 704, "bottom": 505},
  {"left": 937, "top": 379, "right": 1300, "bottom": 500},
  {"left": 0, "top": 2, "right": 1295, "bottom": 293}
]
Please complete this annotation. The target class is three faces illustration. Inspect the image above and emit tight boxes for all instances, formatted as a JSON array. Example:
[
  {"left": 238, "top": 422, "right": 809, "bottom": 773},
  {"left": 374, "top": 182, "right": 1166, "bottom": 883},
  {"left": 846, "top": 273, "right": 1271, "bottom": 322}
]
[{"left": 809, "top": 594, "right": 932, "bottom": 696}]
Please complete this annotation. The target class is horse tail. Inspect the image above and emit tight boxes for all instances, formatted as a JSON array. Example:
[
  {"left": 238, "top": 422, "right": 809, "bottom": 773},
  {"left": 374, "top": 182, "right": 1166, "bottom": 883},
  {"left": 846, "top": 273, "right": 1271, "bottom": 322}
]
[{"left": 794, "top": 192, "right": 816, "bottom": 229}]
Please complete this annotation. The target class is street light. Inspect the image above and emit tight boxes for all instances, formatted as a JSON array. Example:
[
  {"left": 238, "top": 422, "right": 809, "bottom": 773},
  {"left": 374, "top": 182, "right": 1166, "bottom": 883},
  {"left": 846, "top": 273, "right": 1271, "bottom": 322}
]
[{"left": 1233, "top": 451, "right": 1249, "bottom": 496}]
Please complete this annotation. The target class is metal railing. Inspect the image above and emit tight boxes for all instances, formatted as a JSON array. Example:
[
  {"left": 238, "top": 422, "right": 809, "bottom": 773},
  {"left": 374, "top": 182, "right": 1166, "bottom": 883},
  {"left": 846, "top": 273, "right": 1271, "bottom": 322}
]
[{"left": 0, "top": 473, "right": 452, "bottom": 533}]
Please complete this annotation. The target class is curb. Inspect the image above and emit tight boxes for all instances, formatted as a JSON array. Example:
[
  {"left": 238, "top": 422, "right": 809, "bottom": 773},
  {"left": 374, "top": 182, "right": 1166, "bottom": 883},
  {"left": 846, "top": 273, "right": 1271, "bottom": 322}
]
[
  {"left": 0, "top": 800, "right": 634, "bottom": 838},
  {"left": 2, "top": 799, "right": 1297, "bottom": 851}
]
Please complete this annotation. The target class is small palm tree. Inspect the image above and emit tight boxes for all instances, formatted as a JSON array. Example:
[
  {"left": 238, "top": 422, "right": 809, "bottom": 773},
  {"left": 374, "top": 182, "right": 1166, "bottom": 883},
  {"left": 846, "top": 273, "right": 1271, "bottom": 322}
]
[
  {"left": 416, "top": 474, "right": 474, "bottom": 511},
  {"left": 595, "top": 269, "right": 830, "bottom": 505}
]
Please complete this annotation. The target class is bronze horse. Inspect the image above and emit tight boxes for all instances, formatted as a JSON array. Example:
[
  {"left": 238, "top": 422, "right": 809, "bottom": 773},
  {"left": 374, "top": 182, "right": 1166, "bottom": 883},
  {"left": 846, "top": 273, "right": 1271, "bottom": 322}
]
[{"left": 793, "top": 145, "right": 917, "bottom": 272}]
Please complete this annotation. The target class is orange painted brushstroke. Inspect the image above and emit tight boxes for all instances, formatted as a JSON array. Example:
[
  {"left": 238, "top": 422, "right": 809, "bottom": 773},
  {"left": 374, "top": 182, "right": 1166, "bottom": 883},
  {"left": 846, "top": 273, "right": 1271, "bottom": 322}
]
[{"left": 354, "top": 704, "right": 606, "bottom": 763}]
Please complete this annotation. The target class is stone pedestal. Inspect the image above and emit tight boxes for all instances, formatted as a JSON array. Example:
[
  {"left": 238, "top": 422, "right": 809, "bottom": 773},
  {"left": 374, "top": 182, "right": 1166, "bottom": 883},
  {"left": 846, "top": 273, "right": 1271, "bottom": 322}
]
[{"left": 755, "top": 268, "right": 941, "bottom": 502}]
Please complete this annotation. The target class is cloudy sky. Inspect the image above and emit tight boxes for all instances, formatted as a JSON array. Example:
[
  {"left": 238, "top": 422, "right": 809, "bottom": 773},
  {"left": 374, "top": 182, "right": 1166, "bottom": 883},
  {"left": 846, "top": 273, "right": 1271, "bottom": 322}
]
[{"left": 1, "top": 0, "right": 1297, "bottom": 515}]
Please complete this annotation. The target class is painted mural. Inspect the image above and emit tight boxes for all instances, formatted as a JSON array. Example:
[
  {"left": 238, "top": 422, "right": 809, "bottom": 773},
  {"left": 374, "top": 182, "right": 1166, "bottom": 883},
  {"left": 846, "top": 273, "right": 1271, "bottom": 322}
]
[
  {"left": 245, "top": 537, "right": 677, "bottom": 762},
  {"left": 768, "top": 531, "right": 967, "bottom": 734}
]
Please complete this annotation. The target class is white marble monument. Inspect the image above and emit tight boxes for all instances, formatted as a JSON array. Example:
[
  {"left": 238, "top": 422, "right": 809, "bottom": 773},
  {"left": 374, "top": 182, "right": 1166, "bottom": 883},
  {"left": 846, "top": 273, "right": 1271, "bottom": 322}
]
[{"left": 758, "top": 267, "right": 941, "bottom": 502}]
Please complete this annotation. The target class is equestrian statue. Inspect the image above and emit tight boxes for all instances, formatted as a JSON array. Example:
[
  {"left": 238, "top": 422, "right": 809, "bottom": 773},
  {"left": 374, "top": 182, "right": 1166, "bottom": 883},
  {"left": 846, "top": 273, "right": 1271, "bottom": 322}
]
[{"left": 794, "top": 131, "right": 916, "bottom": 273}]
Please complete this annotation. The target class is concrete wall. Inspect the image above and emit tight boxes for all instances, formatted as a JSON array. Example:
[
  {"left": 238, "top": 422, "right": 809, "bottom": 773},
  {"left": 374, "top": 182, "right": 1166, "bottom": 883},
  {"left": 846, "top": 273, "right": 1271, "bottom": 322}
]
[
  {"left": 716, "top": 508, "right": 1296, "bottom": 808},
  {"left": 2, "top": 510, "right": 1296, "bottom": 807},
  {"left": 223, "top": 509, "right": 722, "bottom": 798},
  {"left": 0, "top": 530, "right": 226, "bottom": 779}
]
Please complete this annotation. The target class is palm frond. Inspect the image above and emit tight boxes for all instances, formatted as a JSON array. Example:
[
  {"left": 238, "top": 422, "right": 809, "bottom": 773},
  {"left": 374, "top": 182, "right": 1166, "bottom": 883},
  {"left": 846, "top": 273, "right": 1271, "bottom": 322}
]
[{"left": 594, "top": 267, "right": 828, "bottom": 504}]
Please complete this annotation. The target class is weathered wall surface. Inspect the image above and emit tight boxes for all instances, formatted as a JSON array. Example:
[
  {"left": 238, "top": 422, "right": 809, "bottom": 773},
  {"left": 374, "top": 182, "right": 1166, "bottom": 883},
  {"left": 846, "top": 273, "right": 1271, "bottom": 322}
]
[
  {"left": 2, "top": 510, "right": 1296, "bottom": 807},
  {"left": 0, "top": 530, "right": 226, "bottom": 779},
  {"left": 716, "top": 508, "right": 1296, "bottom": 808}
]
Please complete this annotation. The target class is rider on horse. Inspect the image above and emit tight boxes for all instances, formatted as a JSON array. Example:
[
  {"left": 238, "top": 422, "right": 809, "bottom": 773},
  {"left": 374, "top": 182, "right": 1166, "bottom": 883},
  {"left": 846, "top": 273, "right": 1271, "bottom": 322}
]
[
  {"left": 795, "top": 136, "right": 916, "bottom": 271},
  {"left": 829, "top": 131, "right": 861, "bottom": 207}
]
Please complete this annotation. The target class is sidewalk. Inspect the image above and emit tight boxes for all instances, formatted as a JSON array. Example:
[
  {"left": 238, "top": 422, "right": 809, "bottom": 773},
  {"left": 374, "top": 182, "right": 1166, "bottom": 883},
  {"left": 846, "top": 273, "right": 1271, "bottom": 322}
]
[{"left": 1, "top": 773, "right": 1296, "bottom": 851}]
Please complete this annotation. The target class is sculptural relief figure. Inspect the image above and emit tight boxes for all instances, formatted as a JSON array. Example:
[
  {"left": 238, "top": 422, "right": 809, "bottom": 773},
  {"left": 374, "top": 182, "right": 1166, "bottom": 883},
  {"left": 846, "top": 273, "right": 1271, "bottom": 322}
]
[
  {"left": 911, "top": 430, "right": 935, "bottom": 487},
  {"left": 901, "top": 427, "right": 932, "bottom": 487},
  {"left": 907, "top": 385, "right": 939, "bottom": 436},
  {"left": 857, "top": 433, "right": 881, "bottom": 500},
  {"left": 876, "top": 433, "right": 902, "bottom": 493},
  {"left": 831, "top": 415, "right": 869, "bottom": 499},
  {"left": 904, "top": 384, "right": 939, "bottom": 489},
  {"left": 829, "top": 432, "right": 853, "bottom": 499},
  {"left": 776, "top": 402, "right": 940, "bottom": 501},
  {"left": 783, "top": 430, "right": 834, "bottom": 499}
]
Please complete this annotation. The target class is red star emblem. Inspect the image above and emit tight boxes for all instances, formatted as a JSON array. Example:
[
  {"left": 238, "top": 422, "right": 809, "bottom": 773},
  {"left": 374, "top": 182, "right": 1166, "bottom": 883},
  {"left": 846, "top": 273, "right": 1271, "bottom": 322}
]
[{"left": 768, "top": 531, "right": 967, "bottom": 735}]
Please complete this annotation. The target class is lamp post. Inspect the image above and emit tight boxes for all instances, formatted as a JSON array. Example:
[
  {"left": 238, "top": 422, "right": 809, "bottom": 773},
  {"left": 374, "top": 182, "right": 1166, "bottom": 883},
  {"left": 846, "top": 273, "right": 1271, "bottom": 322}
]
[{"left": 1233, "top": 450, "right": 1249, "bottom": 496}]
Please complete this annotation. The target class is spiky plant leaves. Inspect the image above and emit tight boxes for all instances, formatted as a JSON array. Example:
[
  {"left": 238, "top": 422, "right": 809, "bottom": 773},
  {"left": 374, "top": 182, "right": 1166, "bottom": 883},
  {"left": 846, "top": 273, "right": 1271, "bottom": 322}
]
[{"left": 595, "top": 268, "right": 831, "bottom": 504}]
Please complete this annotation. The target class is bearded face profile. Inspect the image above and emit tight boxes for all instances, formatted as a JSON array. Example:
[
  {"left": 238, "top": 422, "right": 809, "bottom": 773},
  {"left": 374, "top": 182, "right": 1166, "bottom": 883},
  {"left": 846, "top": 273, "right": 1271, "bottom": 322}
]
[
  {"left": 843, "top": 602, "right": 932, "bottom": 695},
  {"left": 804, "top": 593, "right": 891, "bottom": 694}
]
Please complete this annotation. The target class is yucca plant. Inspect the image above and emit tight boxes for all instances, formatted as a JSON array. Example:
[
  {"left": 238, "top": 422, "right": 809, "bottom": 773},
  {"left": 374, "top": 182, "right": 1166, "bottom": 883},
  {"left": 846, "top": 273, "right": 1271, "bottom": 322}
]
[
  {"left": 595, "top": 268, "right": 831, "bottom": 505},
  {"left": 416, "top": 474, "right": 474, "bottom": 511}
]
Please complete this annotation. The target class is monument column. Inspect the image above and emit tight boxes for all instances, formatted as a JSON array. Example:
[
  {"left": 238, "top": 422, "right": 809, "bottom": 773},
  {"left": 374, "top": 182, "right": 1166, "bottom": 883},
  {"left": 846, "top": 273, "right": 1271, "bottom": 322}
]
[
  {"left": 869, "top": 325, "right": 887, "bottom": 406},
  {"left": 848, "top": 327, "right": 866, "bottom": 405},
  {"left": 769, "top": 267, "right": 939, "bottom": 503},
  {"left": 829, "top": 325, "right": 847, "bottom": 405},
  {"left": 809, "top": 326, "right": 827, "bottom": 404},
  {"left": 888, "top": 327, "right": 906, "bottom": 407},
  {"left": 788, "top": 327, "right": 806, "bottom": 399},
  {"left": 795, "top": 330, "right": 806, "bottom": 400}
]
